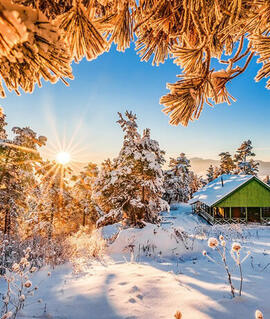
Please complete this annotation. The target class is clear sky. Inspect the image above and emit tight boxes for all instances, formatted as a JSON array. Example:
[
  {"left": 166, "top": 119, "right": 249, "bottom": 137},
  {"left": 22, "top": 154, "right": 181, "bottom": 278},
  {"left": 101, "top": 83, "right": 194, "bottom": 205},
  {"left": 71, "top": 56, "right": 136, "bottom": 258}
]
[{"left": 2, "top": 43, "right": 270, "bottom": 165}]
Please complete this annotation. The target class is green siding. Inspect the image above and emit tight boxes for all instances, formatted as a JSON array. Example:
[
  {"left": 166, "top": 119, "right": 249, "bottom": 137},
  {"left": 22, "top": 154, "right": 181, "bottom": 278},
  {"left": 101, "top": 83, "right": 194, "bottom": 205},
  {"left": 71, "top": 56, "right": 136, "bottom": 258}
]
[{"left": 214, "top": 179, "right": 270, "bottom": 207}]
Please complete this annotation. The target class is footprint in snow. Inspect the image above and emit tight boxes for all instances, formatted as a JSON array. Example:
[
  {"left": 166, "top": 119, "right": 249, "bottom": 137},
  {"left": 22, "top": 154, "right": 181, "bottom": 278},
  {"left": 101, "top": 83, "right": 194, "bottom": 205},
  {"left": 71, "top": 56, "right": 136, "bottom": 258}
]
[
  {"left": 136, "top": 294, "right": 143, "bottom": 300},
  {"left": 128, "top": 298, "right": 137, "bottom": 303},
  {"left": 129, "top": 285, "right": 139, "bottom": 293},
  {"left": 119, "top": 281, "right": 128, "bottom": 286}
]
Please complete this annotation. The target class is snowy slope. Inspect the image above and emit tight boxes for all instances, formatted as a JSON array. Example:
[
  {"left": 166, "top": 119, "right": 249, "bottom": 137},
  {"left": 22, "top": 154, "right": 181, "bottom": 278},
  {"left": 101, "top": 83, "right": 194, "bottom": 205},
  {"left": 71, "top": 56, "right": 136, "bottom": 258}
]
[
  {"left": 9, "top": 226, "right": 270, "bottom": 319},
  {"left": 2, "top": 204, "right": 270, "bottom": 319},
  {"left": 161, "top": 203, "right": 209, "bottom": 231}
]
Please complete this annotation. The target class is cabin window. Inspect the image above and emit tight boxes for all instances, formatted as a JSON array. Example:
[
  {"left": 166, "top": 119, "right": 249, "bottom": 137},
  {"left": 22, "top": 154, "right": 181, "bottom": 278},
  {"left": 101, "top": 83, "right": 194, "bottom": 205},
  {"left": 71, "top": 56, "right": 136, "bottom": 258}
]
[{"left": 262, "top": 208, "right": 270, "bottom": 218}]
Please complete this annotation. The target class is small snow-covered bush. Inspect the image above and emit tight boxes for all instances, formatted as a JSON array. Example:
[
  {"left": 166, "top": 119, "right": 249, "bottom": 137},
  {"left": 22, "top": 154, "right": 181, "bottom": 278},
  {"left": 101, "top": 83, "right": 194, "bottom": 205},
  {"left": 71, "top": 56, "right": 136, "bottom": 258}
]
[
  {"left": 65, "top": 226, "right": 106, "bottom": 272},
  {"left": 0, "top": 233, "right": 68, "bottom": 271}
]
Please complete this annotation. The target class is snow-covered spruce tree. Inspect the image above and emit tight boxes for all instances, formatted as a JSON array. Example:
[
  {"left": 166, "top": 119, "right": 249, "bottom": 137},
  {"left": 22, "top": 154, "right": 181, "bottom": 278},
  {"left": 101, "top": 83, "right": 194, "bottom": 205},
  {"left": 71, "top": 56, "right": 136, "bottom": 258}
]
[
  {"left": 71, "top": 162, "right": 101, "bottom": 228},
  {"left": 206, "top": 165, "right": 215, "bottom": 183},
  {"left": 206, "top": 164, "right": 221, "bottom": 182},
  {"left": 234, "top": 140, "right": 259, "bottom": 175},
  {"left": 93, "top": 111, "right": 168, "bottom": 228},
  {"left": 0, "top": 112, "right": 47, "bottom": 237},
  {"left": 219, "top": 152, "right": 235, "bottom": 174},
  {"left": 163, "top": 153, "right": 191, "bottom": 204}
]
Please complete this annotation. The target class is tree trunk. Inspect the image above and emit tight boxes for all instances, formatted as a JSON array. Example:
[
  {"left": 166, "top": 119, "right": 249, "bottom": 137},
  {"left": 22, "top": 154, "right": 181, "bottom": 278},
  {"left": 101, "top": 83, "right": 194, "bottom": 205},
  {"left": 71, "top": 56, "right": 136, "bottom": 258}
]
[
  {"left": 48, "top": 208, "right": 54, "bottom": 240},
  {"left": 4, "top": 209, "right": 11, "bottom": 237},
  {"left": 82, "top": 210, "right": 86, "bottom": 226}
]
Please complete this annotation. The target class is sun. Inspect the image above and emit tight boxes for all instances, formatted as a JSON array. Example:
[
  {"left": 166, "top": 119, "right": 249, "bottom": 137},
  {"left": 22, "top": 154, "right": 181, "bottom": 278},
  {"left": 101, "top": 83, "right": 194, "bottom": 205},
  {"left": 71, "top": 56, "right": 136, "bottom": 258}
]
[{"left": 56, "top": 151, "right": 71, "bottom": 165}]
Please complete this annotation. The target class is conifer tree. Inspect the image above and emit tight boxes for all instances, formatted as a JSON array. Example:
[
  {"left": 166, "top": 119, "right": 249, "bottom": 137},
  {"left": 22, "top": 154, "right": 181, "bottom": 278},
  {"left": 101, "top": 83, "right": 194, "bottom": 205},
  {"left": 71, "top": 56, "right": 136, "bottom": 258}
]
[
  {"left": 234, "top": 140, "right": 259, "bottom": 175},
  {"left": 72, "top": 162, "right": 100, "bottom": 227},
  {"left": 189, "top": 171, "right": 205, "bottom": 196},
  {"left": 93, "top": 111, "right": 168, "bottom": 228},
  {"left": 206, "top": 165, "right": 215, "bottom": 183},
  {"left": 35, "top": 161, "right": 74, "bottom": 239},
  {"left": 163, "top": 153, "right": 191, "bottom": 203},
  {"left": 0, "top": 113, "right": 46, "bottom": 236},
  {"left": 219, "top": 152, "right": 236, "bottom": 174}
]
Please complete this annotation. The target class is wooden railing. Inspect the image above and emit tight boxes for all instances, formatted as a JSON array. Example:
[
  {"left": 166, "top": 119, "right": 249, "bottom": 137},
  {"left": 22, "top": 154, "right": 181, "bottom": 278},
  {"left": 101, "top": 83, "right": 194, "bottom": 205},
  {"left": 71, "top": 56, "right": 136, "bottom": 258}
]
[
  {"left": 261, "top": 217, "right": 270, "bottom": 225},
  {"left": 193, "top": 206, "right": 270, "bottom": 225},
  {"left": 213, "top": 218, "right": 247, "bottom": 225},
  {"left": 197, "top": 209, "right": 214, "bottom": 225}
]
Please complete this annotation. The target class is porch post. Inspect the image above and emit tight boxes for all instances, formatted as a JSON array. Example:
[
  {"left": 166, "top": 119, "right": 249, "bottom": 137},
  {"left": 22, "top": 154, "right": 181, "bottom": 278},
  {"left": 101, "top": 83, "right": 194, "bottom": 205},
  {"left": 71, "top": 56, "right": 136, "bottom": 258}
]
[
  {"left": 229, "top": 207, "right": 232, "bottom": 220},
  {"left": 245, "top": 207, "right": 248, "bottom": 222},
  {"left": 260, "top": 208, "right": 262, "bottom": 224}
]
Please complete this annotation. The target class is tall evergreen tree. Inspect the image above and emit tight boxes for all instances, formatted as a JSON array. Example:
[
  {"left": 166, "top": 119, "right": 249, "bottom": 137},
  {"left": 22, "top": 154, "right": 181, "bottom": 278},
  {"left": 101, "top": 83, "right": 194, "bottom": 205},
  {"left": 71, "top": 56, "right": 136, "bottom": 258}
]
[
  {"left": 219, "top": 152, "right": 235, "bottom": 174},
  {"left": 0, "top": 113, "right": 46, "bottom": 237},
  {"left": 35, "top": 161, "right": 74, "bottom": 239},
  {"left": 234, "top": 140, "right": 259, "bottom": 175},
  {"left": 72, "top": 162, "right": 100, "bottom": 227},
  {"left": 206, "top": 165, "right": 215, "bottom": 183},
  {"left": 93, "top": 111, "right": 168, "bottom": 228},
  {"left": 163, "top": 153, "right": 191, "bottom": 203}
]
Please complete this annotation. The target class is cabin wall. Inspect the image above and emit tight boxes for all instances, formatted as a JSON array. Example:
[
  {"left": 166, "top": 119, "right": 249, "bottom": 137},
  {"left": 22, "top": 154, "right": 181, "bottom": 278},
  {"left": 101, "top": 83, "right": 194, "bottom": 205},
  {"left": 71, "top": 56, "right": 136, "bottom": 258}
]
[{"left": 215, "top": 179, "right": 270, "bottom": 207}]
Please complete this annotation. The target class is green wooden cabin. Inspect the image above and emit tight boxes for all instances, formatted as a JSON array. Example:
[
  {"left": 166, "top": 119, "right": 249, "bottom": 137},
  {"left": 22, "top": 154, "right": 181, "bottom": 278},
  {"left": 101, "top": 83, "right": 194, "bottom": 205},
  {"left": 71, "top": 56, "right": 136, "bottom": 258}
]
[{"left": 189, "top": 174, "right": 270, "bottom": 225}]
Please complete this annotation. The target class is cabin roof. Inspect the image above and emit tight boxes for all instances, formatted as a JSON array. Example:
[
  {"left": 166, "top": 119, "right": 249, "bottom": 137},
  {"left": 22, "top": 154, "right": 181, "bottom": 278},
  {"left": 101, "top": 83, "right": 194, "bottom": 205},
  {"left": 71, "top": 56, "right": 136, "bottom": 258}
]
[{"left": 189, "top": 174, "right": 255, "bottom": 207}]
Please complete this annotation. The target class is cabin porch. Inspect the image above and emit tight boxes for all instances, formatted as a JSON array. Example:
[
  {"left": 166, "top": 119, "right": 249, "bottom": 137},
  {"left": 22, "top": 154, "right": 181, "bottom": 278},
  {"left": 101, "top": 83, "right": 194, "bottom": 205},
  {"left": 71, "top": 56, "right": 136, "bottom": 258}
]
[{"left": 191, "top": 203, "right": 270, "bottom": 225}]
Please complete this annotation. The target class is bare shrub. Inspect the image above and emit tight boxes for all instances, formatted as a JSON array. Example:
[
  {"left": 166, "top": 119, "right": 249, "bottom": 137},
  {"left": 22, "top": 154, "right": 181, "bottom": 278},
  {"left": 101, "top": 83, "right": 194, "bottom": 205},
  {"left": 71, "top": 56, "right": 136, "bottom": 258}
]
[
  {"left": 203, "top": 236, "right": 250, "bottom": 298},
  {"left": 0, "top": 248, "right": 50, "bottom": 319},
  {"left": 65, "top": 226, "right": 106, "bottom": 272}
]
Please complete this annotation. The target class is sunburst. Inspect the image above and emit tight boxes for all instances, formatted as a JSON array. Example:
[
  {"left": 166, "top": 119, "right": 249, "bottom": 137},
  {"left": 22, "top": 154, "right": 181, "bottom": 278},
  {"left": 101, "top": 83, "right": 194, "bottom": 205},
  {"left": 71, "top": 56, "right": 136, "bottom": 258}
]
[{"left": 56, "top": 151, "right": 71, "bottom": 165}]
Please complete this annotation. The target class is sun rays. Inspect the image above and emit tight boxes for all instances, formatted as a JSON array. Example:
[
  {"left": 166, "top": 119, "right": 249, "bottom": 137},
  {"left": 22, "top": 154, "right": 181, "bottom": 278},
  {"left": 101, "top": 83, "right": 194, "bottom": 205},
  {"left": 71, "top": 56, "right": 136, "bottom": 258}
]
[{"left": 56, "top": 152, "right": 71, "bottom": 165}]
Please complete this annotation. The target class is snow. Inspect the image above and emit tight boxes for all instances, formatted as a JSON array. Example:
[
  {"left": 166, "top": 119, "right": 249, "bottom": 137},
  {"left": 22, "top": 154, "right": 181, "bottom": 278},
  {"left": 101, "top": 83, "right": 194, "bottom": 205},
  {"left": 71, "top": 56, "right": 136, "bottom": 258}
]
[
  {"left": 161, "top": 203, "right": 209, "bottom": 231},
  {"left": 189, "top": 174, "right": 254, "bottom": 206},
  {"left": 2, "top": 204, "right": 270, "bottom": 319}
]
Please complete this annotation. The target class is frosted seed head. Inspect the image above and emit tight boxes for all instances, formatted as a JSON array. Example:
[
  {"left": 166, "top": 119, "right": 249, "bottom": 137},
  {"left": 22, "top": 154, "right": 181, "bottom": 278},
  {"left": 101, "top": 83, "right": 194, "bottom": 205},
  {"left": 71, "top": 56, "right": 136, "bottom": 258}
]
[
  {"left": 219, "top": 235, "right": 224, "bottom": 241},
  {"left": 12, "top": 263, "right": 20, "bottom": 272},
  {"left": 24, "top": 280, "right": 32, "bottom": 288},
  {"left": 232, "top": 242, "right": 241, "bottom": 252},
  {"left": 255, "top": 310, "right": 263, "bottom": 319},
  {"left": 208, "top": 238, "right": 219, "bottom": 249},
  {"left": 221, "top": 240, "right": 226, "bottom": 247},
  {"left": 202, "top": 250, "right": 207, "bottom": 256},
  {"left": 19, "top": 295, "right": 25, "bottom": 302}
]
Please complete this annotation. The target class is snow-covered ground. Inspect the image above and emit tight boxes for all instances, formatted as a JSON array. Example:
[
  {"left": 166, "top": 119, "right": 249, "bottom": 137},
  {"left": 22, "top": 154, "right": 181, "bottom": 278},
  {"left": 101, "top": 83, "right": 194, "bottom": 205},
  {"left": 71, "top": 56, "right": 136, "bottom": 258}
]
[{"left": 2, "top": 204, "right": 270, "bottom": 319}]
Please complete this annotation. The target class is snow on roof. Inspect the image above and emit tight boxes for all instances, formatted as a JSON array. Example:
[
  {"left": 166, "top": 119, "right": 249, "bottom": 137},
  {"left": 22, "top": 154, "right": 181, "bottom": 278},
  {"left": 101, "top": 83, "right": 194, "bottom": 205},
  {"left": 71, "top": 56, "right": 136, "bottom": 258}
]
[{"left": 189, "top": 174, "right": 254, "bottom": 206}]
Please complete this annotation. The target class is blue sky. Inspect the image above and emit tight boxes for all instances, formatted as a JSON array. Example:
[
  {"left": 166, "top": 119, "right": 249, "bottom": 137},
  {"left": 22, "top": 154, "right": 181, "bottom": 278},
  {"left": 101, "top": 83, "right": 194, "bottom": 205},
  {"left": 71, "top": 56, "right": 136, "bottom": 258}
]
[{"left": 2, "top": 43, "right": 270, "bottom": 164}]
